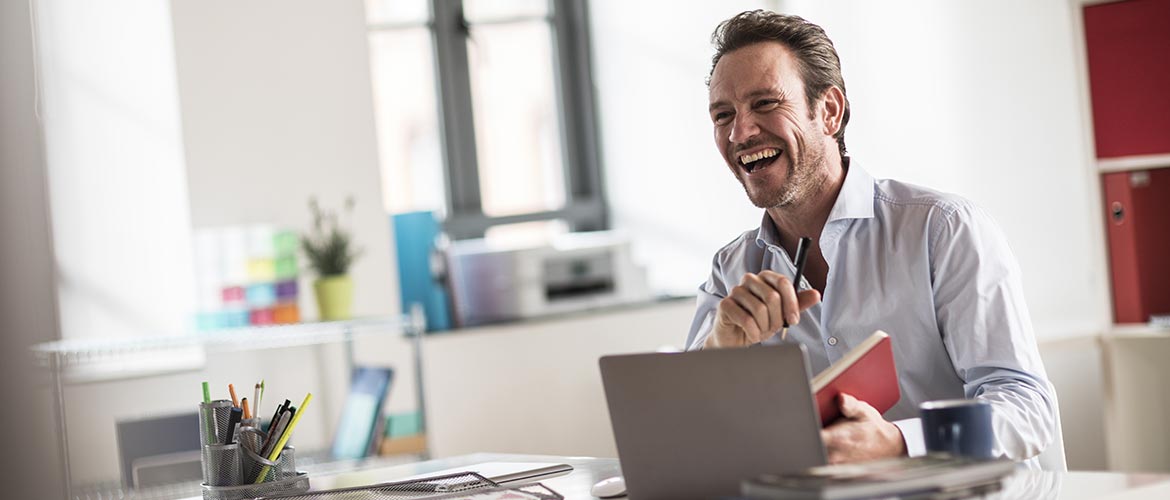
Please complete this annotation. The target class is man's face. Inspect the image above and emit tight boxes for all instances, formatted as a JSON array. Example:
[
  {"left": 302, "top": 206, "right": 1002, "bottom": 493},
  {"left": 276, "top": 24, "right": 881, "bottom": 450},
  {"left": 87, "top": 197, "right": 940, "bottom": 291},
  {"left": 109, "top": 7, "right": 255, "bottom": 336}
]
[{"left": 708, "top": 42, "right": 828, "bottom": 209}]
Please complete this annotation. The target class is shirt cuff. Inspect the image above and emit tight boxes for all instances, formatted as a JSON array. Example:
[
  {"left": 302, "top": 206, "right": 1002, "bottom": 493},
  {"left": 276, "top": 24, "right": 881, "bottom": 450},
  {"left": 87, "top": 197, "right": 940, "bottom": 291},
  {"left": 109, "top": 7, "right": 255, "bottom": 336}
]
[
  {"left": 893, "top": 418, "right": 926, "bottom": 457},
  {"left": 686, "top": 314, "right": 716, "bottom": 351}
]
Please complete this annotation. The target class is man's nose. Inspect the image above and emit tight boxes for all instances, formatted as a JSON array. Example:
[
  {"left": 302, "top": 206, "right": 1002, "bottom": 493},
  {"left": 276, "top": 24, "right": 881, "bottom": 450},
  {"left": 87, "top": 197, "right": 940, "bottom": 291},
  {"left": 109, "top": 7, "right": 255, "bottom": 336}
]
[{"left": 728, "top": 113, "right": 759, "bottom": 145}]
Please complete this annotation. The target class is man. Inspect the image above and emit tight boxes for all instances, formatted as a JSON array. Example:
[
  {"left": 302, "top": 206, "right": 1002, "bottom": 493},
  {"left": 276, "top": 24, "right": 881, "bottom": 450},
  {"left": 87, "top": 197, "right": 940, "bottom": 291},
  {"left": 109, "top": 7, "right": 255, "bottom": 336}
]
[{"left": 686, "top": 10, "right": 1064, "bottom": 470}]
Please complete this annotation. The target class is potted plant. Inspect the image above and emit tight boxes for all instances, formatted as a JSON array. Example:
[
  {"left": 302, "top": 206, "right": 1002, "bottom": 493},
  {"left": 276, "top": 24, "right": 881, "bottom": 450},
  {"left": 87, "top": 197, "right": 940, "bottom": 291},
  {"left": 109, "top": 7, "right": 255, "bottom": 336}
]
[{"left": 301, "top": 196, "right": 362, "bottom": 321}]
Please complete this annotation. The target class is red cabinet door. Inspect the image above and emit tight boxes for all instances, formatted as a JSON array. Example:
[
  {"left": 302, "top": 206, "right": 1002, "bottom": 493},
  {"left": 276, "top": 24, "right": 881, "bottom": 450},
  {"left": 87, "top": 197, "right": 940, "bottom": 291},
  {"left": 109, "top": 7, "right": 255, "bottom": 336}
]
[{"left": 1083, "top": 0, "right": 1170, "bottom": 158}]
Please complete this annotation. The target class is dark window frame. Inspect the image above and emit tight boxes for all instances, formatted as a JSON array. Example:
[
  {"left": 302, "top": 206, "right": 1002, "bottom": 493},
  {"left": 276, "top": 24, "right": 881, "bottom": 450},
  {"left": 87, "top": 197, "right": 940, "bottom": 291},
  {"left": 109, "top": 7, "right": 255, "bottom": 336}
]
[{"left": 370, "top": 0, "right": 608, "bottom": 240}]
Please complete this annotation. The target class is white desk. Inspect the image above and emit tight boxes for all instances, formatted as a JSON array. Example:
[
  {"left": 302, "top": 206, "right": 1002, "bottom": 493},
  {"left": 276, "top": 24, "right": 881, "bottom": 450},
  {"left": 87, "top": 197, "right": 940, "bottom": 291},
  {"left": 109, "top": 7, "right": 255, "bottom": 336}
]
[{"left": 175, "top": 452, "right": 1170, "bottom": 499}]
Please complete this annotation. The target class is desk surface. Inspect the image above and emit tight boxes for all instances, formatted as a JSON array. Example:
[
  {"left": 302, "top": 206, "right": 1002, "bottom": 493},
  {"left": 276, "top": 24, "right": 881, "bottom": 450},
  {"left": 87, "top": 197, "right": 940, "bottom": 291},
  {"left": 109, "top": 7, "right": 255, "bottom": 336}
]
[{"left": 178, "top": 453, "right": 1170, "bottom": 500}]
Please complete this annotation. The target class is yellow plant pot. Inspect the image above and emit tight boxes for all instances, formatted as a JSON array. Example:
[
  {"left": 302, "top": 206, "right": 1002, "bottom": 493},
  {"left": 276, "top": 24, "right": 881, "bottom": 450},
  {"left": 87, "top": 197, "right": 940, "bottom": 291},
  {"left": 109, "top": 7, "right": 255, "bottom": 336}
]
[{"left": 314, "top": 275, "right": 354, "bottom": 321}]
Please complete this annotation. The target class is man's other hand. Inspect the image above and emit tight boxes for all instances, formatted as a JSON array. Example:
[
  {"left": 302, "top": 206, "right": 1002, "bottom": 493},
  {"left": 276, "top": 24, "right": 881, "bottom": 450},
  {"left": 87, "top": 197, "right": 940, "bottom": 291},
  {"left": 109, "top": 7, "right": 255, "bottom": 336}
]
[
  {"left": 821, "top": 393, "right": 907, "bottom": 464},
  {"left": 705, "top": 271, "right": 821, "bottom": 348}
]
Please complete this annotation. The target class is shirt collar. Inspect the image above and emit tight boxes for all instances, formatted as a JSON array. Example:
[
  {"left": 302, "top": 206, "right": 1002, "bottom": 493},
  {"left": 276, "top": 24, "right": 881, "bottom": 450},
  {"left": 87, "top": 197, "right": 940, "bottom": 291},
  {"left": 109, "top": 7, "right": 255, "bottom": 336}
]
[
  {"left": 826, "top": 159, "right": 875, "bottom": 224},
  {"left": 756, "top": 211, "right": 780, "bottom": 248},
  {"left": 754, "top": 159, "right": 875, "bottom": 249}
]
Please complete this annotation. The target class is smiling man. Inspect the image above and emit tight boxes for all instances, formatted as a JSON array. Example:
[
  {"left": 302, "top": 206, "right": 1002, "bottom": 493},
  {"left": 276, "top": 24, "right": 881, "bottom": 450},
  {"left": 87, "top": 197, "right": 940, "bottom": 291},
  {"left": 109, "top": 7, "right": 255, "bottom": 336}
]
[{"left": 685, "top": 10, "right": 1065, "bottom": 470}]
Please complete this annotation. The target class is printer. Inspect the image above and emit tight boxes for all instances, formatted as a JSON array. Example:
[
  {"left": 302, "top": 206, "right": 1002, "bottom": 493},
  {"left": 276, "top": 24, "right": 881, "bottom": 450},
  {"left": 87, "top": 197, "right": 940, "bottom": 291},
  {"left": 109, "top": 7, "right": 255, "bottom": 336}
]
[{"left": 444, "top": 231, "right": 651, "bottom": 326}]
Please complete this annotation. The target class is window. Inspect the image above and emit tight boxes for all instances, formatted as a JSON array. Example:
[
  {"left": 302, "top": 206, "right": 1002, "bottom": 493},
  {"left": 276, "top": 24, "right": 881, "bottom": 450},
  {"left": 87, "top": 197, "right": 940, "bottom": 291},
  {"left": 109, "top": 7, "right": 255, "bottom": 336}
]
[{"left": 366, "top": 0, "right": 607, "bottom": 240}]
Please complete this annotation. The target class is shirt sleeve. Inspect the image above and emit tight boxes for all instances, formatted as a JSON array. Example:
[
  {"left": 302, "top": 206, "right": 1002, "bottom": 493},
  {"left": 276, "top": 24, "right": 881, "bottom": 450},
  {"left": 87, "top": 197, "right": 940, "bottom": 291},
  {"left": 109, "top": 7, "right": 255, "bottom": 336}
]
[
  {"left": 930, "top": 202, "right": 1060, "bottom": 462},
  {"left": 685, "top": 254, "right": 730, "bottom": 351},
  {"left": 893, "top": 418, "right": 926, "bottom": 457}
]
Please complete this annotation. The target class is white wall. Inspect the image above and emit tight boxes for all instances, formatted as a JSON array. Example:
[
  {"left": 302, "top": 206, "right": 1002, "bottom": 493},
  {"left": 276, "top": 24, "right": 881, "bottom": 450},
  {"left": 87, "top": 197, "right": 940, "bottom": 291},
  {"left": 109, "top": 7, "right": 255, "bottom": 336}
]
[
  {"left": 592, "top": 0, "right": 1112, "bottom": 340},
  {"left": 35, "top": 0, "right": 195, "bottom": 342},
  {"left": 171, "top": 0, "right": 398, "bottom": 321}
]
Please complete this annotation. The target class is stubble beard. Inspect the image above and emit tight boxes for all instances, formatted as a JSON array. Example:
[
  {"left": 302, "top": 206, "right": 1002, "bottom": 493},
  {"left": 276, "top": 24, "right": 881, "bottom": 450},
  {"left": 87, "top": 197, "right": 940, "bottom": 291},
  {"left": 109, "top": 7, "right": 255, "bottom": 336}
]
[{"left": 740, "top": 132, "right": 828, "bottom": 209}]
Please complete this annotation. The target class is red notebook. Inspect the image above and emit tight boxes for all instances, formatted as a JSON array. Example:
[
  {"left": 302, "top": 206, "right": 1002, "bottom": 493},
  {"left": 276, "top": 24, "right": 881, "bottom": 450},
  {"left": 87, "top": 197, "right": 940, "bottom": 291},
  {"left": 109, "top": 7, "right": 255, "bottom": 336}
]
[{"left": 811, "top": 330, "right": 900, "bottom": 426}]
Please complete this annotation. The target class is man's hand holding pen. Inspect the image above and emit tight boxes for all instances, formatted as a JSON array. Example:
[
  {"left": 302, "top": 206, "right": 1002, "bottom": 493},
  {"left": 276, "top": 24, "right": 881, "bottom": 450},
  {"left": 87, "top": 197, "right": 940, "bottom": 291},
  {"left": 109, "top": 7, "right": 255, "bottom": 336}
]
[
  {"left": 705, "top": 270, "right": 821, "bottom": 348},
  {"left": 706, "top": 236, "right": 819, "bottom": 349}
]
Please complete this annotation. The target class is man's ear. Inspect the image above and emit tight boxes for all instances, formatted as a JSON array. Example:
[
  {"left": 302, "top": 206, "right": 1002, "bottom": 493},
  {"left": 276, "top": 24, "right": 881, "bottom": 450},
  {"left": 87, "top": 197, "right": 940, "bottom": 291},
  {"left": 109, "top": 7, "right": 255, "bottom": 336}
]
[{"left": 820, "top": 86, "right": 846, "bottom": 137}]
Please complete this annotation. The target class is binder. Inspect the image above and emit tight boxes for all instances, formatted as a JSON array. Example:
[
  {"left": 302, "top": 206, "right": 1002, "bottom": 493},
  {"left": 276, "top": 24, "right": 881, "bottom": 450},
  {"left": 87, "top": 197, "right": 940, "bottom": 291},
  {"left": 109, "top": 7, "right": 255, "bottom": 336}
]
[{"left": 1102, "top": 168, "right": 1170, "bottom": 323}]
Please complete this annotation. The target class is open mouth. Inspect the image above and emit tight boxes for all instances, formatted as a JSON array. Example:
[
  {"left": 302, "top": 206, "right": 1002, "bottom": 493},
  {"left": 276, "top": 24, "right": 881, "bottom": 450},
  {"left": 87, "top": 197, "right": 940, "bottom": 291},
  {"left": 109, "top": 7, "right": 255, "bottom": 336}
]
[{"left": 738, "top": 148, "right": 782, "bottom": 174}]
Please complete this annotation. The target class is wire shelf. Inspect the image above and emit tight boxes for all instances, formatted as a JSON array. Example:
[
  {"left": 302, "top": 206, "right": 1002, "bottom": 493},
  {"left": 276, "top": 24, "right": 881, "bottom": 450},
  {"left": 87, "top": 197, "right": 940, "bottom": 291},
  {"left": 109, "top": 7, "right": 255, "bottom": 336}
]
[{"left": 31, "top": 315, "right": 424, "bottom": 368}]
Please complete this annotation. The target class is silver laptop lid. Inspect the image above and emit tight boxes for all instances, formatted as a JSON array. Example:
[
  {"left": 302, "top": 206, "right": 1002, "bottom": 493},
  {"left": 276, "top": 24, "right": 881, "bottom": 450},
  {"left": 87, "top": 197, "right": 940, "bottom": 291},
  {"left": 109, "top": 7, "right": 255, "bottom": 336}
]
[{"left": 600, "top": 344, "right": 827, "bottom": 500}]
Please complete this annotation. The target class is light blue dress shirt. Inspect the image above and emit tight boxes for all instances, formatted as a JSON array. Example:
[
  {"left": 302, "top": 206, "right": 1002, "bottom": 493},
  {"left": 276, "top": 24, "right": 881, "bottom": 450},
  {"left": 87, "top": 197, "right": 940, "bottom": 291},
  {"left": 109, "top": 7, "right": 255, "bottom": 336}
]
[{"left": 686, "top": 162, "right": 1065, "bottom": 470}]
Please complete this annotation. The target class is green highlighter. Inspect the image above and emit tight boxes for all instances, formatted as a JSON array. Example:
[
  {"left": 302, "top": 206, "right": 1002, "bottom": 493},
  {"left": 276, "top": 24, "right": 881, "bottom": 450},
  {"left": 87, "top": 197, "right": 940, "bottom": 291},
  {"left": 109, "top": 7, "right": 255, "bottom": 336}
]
[{"left": 201, "top": 381, "right": 216, "bottom": 445}]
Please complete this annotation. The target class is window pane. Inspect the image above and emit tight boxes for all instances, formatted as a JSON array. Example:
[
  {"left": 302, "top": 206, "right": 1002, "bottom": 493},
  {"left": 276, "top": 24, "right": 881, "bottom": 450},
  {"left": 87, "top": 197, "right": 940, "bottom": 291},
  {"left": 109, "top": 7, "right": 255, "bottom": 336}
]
[
  {"left": 368, "top": 29, "right": 447, "bottom": 214},
  {"left": 365, "top": 0, "right": 429, "bottom": 25},
  {"left": 464, "top": 0, "right": 549, "bottom": 23},
  {"left": 467, "top": 21, "right": 567, "bottom": 217}
]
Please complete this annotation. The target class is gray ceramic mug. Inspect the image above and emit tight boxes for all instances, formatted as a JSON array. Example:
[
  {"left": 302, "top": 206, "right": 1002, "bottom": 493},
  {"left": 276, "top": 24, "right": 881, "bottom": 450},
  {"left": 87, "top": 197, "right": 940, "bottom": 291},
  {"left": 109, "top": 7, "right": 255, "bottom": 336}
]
[{"left": 920, "top": 399, "right": 996, "bottom": 459}]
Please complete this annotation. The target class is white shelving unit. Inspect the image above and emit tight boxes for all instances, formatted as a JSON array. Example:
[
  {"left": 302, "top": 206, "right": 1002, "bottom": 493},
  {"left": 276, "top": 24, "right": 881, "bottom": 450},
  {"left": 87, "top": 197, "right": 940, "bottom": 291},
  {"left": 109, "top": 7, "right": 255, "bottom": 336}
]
[{"left": 30, "top": 309, "right": 428, "bottom": 500}]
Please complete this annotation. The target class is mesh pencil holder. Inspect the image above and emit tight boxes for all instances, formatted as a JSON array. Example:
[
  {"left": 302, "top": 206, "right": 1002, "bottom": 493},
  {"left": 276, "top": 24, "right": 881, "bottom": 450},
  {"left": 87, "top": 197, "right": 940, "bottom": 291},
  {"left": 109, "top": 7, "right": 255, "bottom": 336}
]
[
  {"left": 237, "top": 418, "right": 262, "bottom": 451},
  {"left": 199, "top": 410, "right": 309, "bottom": 499},
  {"left": 242, "top": 442, "right": 297, "bottom": 483},
  {"left": 201, "top": 472, "right": 310, "bottom": 500},
  {"left": 200, "top": 400, "right": 235, "bottom": 445},
  {"left": 201, "top": 444, "right": 307, "bottom": 500},
  {"left": 201, "top": 443, "right": 242, "bottom": 487}
]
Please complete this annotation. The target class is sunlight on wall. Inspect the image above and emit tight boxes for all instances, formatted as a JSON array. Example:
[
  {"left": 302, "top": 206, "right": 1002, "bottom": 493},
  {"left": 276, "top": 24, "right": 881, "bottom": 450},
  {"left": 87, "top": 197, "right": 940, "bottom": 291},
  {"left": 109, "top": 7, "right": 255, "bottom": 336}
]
[{"left": 36, "top": 0, "right": 194, "bottom": 341}]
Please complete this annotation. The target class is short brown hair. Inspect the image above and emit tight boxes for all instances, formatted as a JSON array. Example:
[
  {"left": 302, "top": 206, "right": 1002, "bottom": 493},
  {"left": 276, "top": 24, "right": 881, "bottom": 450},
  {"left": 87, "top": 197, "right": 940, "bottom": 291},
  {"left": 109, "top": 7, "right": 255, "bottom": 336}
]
[{"left": 709, "top": 10, "right": 850, "bottom": 158}]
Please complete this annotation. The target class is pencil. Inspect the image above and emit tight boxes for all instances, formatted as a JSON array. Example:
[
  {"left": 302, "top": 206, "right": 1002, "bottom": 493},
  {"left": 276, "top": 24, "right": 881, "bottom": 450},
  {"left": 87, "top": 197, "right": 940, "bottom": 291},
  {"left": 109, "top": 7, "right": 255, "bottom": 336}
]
[
  {"left": 255, "top": 393, "right": 312, "bottom": 483},
  {"left": 229, "top": 383, "right": 240, "bottom": 408},
  {"left": 201, "top": 381, "right": 215, "bottom": 445},
  {"left": 241, "top": 398, "right": 251, "bottom": 420},
  {"left": 780, "top": 236, "right": 812, "bottom": 342}
]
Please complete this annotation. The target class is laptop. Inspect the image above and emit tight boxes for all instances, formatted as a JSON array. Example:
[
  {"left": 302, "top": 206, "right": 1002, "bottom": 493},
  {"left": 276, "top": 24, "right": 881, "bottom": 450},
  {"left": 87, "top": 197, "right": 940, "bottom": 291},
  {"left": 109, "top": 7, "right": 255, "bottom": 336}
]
[{"left": 599, "top": 344, "right": 827, "bottom": 500}]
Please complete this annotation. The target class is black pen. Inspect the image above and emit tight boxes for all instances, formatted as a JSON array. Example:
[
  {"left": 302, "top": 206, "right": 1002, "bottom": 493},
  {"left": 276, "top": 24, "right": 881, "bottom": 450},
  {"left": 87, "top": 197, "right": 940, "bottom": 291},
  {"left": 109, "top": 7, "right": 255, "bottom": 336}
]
[
  {"left": 224, "top": 407, "right": 242, "bottom": 445},
  {"left": 781, "top": 236, "right": 812, "bottom": 341},
  {"left": 263, "top": 400, "right": 291, "bottom": 448},
  {"left": 267, "top": 404, "right": 283, "bottom": 434}
]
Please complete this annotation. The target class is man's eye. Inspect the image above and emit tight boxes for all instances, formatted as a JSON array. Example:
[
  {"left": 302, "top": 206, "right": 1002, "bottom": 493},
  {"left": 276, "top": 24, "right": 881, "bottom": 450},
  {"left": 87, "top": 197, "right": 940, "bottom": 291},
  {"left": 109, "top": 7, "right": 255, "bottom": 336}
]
[
  {"left": 713, "top": 112, "right": 732, "bottom": 124},
  {"left": 755, "top": 99, "right": 780, "bottom": 110}
]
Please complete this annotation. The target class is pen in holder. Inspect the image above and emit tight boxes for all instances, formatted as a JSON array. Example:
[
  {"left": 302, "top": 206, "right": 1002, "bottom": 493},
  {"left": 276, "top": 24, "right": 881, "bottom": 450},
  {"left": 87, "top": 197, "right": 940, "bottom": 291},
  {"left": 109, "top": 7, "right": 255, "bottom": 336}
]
[
  {"left": 200, "top": 400, "right": 234, "bottom": 445},
  {"left": 243, "top": 442, "right": 296, "bottom": 483}
]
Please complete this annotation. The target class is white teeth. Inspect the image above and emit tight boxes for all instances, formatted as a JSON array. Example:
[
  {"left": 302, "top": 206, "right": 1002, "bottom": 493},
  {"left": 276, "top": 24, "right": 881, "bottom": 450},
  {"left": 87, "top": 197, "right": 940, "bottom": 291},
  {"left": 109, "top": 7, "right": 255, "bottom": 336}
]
[{"left": 739, "top": 148, "right": 779, "bottom": 166}]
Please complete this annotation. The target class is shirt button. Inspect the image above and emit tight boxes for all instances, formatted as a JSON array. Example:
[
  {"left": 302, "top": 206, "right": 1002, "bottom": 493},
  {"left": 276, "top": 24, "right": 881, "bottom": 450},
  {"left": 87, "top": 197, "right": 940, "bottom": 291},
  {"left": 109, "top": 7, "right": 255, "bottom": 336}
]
[{"left": 827, "top": 336, "right": 838, "bottom": 346}]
